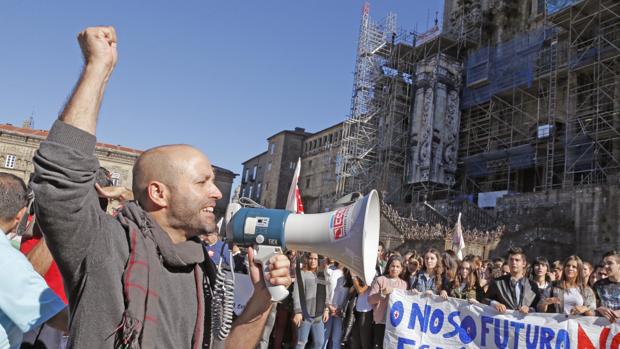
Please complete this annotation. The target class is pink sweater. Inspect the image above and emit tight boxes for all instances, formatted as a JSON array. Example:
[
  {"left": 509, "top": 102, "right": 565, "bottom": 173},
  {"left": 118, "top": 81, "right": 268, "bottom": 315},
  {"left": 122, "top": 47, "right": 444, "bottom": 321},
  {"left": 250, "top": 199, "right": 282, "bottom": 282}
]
[{"left": 368, "top": 276, "right": 408, "bottom": 324}]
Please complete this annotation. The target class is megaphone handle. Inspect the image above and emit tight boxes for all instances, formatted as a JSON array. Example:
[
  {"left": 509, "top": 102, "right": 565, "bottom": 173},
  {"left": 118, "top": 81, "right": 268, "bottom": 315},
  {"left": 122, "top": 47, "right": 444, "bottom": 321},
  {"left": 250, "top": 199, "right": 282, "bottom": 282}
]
[{"left": 253, "top": 245, "right": 289, "bottom": 302}]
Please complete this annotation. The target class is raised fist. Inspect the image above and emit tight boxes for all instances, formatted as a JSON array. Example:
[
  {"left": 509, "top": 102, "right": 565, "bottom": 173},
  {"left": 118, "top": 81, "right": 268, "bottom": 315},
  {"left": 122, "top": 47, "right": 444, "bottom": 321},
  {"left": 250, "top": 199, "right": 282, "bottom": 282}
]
[{"left": 77, "top": 26, "right": 118, "bottom": 71}]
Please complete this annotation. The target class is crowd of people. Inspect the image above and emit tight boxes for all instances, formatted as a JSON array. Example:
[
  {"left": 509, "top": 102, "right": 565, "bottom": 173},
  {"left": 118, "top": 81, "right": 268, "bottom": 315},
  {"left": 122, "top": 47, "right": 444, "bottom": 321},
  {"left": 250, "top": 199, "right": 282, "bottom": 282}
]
[{"left": 246, "top": 242, "right": 620, "bottom": 349}]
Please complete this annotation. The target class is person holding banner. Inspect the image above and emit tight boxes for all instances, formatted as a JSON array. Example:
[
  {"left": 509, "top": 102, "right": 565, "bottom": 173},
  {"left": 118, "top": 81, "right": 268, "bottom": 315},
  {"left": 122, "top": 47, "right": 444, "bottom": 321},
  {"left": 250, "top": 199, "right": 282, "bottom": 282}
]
[
  {"left": 368, "top": 255, "right": 407, "bottom": 349},
  {"left": 450, "top": 260, "right": 484, "bottom": 303},
  {"left": 531, "top": 256, "right": 553, "bottom": 295},
  {"left": 484, "top": 248, "right": 541, "bottom": 314},
  {"left": 537, "top": 255, "right": 596, "bottom": 316},
  {"left": 593, "top": 250, "right": 620, "bottom": 323},
  {"left": 409, "top": 248, "right": 450, "bottom": 299}
]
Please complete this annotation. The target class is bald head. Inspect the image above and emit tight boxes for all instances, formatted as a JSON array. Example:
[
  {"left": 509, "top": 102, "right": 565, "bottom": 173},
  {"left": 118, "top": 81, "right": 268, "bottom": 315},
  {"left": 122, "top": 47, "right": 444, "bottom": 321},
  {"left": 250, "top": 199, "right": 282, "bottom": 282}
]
[{"left": 132, "top": 144, "right": 208, "bottom": 206}]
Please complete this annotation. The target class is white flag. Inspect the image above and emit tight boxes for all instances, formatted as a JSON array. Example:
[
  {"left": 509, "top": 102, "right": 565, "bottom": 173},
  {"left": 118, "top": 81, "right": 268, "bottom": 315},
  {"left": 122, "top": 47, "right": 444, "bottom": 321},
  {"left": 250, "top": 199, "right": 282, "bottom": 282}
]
[
  {"left": 285, "top": 158, "right": 304, "bottom": 213},
  {"left": 452, "top": 212, "right": 465, "bottom": 260}
]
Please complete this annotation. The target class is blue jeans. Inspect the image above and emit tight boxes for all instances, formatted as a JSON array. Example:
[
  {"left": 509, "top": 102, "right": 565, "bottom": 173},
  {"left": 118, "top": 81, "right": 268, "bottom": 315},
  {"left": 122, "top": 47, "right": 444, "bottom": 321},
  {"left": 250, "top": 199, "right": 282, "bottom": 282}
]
[
  {"left": 322, "top": 317, "right": 343, "bottom": 349},
  {"left": 296, "top": 317, "right": 324, "bottom": 349}
]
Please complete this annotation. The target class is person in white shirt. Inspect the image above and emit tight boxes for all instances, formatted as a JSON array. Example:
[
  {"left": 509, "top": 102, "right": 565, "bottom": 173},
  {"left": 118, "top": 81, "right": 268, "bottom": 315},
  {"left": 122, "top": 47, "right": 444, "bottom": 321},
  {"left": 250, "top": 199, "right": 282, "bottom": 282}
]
[{"left": 323, "top": 261, "right": 350, "bottom": 349}]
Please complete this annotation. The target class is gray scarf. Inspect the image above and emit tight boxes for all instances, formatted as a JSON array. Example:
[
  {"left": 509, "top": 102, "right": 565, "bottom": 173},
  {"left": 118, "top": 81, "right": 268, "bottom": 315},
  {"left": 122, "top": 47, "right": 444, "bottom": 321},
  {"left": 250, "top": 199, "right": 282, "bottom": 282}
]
[{"left": 114, "top": 202, "right": 206, "bottom": 348}]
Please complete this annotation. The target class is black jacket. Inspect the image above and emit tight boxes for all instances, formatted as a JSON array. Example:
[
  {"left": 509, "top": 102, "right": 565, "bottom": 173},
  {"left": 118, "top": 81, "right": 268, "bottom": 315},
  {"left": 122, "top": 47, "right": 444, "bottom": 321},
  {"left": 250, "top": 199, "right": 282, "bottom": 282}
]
[{"left": 484, "top": 274, "right": 541, "bottom": 310}]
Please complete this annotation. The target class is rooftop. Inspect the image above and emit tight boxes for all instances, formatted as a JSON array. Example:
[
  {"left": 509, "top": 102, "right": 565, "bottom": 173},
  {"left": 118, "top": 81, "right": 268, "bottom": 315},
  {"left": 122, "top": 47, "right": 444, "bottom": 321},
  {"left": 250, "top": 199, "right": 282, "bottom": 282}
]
[
  {"left": 0, "top": 123, "right": 237, "bottom": 176},
  {"left": 0, "top": 123, "right": 142, "bottom": 155},
  {"left": 267, "top": 127, "right": 312, "bottom": 141}
]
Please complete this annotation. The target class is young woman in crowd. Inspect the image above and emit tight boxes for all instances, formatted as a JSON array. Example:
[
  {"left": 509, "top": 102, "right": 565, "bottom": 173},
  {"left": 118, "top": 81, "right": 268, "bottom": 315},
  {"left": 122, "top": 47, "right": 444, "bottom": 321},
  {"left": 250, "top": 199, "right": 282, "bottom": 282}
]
[
  {"left": 531, "top": 257, "right": 552, "bottom": 295},
  {"left": 403, "top": 252, "right": 413, "bottom": 266},
  {"left": 470, "top": 255, "right": 483, "bottom": 272},
  {"left": 450, "top": 260, "right": 484, "bottom": 303},
  {"left": 368, "top": 255, "right": 407, "bottom": 349},
  {"left": 403, "top": 254, "right": 421, "bottom": 286},
  {"left": 551, "top": 260, "right": 564, "bottom": 281},
  {"left": 537, "top": 255, "right": 596, "bottom": 316},
  {"left": 478, "top": 260, "right": 494, "bottom": 293},
  {"left": 410, "top": 248, "right": 449, "bottom": 299},
  {"left": 441, "top": 251, "right": 459, "bottom": 293},
  {"left": 292, "top": 253, "right": 329, "bottom": 349}
]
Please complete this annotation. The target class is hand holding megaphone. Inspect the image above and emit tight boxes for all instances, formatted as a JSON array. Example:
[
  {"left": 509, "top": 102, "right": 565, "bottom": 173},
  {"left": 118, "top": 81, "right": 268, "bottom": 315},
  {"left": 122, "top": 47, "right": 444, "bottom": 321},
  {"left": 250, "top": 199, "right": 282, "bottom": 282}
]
[{"left": 246, "top": 246, "right": 291, "bottom": 300}]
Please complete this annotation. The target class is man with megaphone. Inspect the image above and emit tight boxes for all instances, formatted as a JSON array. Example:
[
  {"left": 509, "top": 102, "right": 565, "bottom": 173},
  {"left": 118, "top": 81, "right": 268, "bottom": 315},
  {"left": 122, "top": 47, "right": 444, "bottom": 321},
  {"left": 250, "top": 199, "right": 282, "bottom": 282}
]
[{"left": 30, "top": 26, "right": 292, "bottom": 349}]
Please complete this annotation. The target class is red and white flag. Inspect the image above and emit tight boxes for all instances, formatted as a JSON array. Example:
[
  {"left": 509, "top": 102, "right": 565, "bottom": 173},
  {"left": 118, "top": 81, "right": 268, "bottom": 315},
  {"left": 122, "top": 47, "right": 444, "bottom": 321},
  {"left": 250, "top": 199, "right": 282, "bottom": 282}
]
[
  {"left": 452, "top": 212, "right": 465, "bottom": 260},
  {"left": 285, "top": 158, "right": 304, "bottom": 214}
]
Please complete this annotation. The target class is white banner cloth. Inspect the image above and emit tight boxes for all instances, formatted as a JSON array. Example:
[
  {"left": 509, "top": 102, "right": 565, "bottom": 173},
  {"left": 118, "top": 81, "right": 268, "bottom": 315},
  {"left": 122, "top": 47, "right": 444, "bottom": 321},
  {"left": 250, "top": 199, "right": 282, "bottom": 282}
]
[{"left": 385, "top": 289, "right": 620, "bottom": 349}]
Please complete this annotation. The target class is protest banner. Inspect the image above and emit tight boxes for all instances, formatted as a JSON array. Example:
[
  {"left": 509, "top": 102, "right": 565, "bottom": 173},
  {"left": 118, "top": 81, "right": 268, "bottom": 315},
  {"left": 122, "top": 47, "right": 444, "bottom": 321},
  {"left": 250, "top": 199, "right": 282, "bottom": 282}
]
[{"left": 385, "top": 289, "right": 620, "bottom": 349}]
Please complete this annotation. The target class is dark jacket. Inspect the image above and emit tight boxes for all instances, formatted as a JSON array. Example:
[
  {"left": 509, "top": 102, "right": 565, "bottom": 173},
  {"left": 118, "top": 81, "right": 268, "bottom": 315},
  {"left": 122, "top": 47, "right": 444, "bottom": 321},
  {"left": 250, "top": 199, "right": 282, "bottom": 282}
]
[{"left": 484, "top": 274, "right": 541, "bottom": 310}]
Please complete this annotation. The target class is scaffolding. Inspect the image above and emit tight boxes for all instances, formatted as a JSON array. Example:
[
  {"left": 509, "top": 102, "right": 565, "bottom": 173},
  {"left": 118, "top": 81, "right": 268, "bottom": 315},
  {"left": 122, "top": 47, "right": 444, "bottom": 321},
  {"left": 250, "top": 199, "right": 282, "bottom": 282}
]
[
  {"left": 457, "top": 0, "right": 620, "bottom": 195},
  {"left": 336, "top": 3, "right": 397, "bottom": 197},
  {"left": 337, "top": 2, "right": 475, "bottom": 204},
  {"left": 555, "top": 0, "right": 620, "bottom": 187},
  {"left": 334, "top": 0, "right": 619, "bottom": 231}
]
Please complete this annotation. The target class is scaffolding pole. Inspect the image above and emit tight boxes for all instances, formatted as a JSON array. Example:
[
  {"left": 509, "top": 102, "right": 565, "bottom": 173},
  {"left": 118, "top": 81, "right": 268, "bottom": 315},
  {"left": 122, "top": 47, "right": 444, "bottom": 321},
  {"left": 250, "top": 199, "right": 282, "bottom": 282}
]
[{"left": 336, "top": 2, "right": 396, "bottom": 198}]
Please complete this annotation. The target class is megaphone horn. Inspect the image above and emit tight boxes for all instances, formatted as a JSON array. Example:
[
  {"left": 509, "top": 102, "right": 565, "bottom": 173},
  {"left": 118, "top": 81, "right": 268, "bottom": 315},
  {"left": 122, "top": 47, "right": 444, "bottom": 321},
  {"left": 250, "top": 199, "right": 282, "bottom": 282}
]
[{"left": 227, "top": 190, "right": 380, "bottom": 290}]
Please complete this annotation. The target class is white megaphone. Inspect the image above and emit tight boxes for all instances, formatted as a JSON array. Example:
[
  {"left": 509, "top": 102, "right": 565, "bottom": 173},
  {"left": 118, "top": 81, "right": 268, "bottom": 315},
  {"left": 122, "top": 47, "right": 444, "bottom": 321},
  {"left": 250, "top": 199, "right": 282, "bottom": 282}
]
[{"left": 225, "top": 190, "right": 380, "bottom": 301}]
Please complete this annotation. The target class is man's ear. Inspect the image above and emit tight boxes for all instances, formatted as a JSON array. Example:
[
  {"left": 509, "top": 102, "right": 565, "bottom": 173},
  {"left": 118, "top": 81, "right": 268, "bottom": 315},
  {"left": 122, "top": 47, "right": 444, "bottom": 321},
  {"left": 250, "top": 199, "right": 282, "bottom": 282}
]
[
  {"left": 146, "top": 181, "right": 169, "bottom": 208},
  {"left": 8, "top": 206, "right": 29, "bottom": 233}
]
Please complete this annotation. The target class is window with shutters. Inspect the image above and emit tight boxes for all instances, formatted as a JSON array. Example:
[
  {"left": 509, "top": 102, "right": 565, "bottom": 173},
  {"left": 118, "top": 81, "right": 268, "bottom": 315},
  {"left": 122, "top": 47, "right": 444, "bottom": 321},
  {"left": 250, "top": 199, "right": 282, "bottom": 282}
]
[{"left": 4, "top": 155, "right": 16, "bottom": 169}]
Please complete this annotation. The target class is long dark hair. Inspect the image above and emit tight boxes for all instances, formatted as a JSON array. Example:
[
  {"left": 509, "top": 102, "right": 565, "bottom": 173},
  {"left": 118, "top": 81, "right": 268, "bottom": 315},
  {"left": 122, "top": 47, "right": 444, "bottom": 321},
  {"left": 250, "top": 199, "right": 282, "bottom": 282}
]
[
  {"left": 442, "top": 251, "right": 458, "bottom": 283},
  {"left": 454, "top": 260, "right": 479, "bottom": 291},
  {"left": 558, "top": 255, "right": 585, "bottom": 291},
  {"left": 403, "top": 255, "right": 421, "bottom": 281},
  {"left": 384, "top": 255, "right": 405, "bottom": 280},
  {"left": 421, "top": 248, "right": 444, "bottom": 291}
]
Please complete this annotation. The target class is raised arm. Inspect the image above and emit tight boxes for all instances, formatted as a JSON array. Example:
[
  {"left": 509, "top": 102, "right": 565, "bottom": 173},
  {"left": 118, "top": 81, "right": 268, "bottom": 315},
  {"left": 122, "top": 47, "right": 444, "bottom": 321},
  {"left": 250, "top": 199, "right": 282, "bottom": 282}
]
[
  {"left": 31, "top": 26, "right": 120, "bottom": 279},
  {"left": 62, "top": 26, "right": 117, "bottom": 135},
  {"left": 352, "top": 276, "right": 369, "bottom": 295}
]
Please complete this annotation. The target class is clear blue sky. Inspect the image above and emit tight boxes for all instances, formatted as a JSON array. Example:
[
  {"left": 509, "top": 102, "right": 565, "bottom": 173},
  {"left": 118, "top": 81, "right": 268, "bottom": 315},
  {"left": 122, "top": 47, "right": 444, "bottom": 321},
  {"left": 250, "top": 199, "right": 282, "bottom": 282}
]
[{"left": 1, "top": 0, "right": 443, "bottom": 191}]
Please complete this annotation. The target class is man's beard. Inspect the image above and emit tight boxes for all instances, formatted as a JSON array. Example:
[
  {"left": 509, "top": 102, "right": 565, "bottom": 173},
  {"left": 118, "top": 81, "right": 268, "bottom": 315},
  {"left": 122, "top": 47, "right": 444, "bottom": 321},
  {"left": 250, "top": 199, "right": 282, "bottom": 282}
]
[{"left": 169, "top": 201, "right": 215, "bottom": 237}]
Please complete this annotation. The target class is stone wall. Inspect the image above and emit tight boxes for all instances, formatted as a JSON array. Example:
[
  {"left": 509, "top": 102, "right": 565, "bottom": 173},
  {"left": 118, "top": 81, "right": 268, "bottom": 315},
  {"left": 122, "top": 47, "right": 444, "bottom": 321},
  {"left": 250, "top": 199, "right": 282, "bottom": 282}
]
[
  {"left": 493, "top": 185, "right": 620, "bottom": 263},
  {"left": 379, "top": 200, "right": 502, "bottom": 259},
  {"left": 300, "top": 123, "right": 342, "bottom": 213}
]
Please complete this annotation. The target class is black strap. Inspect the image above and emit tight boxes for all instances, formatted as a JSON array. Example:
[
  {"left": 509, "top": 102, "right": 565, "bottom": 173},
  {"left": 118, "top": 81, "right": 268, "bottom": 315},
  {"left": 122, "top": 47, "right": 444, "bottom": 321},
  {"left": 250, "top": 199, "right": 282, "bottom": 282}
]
[
  {"left": 34, "top": 324, "right": 45, "bottom": 343},
  {"left": 315, "top": 270, "right": 326, "bottom": 317},
  {"left": 200, "top": 249, "right": 217, "bottom": 348}
]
